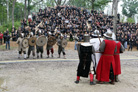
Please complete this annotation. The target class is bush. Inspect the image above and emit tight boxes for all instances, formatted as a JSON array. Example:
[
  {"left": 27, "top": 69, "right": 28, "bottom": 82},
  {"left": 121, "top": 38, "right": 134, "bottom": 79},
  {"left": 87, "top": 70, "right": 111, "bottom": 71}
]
[{"left": 0, "top": 21, "right": 21, "bottom": 33}]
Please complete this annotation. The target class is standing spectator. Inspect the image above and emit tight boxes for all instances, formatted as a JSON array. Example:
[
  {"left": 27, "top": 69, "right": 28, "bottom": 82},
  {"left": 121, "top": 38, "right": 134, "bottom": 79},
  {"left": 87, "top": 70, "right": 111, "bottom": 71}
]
[
  {"left": 0, "top": 32, "right": 3, "bottom": 45},
  {"left": 32, "top": 13, "right": 36, "bottom": 21},
  {"left": 136, "top": 37, "right": 138, "bottom": 50},
  {"left": 63, "top": 32, "right": 67, "bottom": 39},
  {"left": 69, "top": 32, "right": 73, "bottom": 41},
  {"left": 6, "top": 28, "right": 9, "bottom": 34},
  {"left": 5, "top": 33, "right": 11, "bottom": 50},
  {"left": 120, "top": 35, "right": 124, "bottom": 45},
  {"left": 3, "top": 31, "right": 7, "bottom": 43},
  {"left": 21, "top": 20, "right": 24, "bottom": 30},
  {"left": 12, "top": 30, "right": 18, "bottom": 41},
  {"left": 128, "top": 37, "right": 134, "bottom": 51},
  {"left": 28, "top": 13, "right": 32, "bottom": 25},
  {"left": 124, "top": 35, "right": 128, "bottom": 49}
]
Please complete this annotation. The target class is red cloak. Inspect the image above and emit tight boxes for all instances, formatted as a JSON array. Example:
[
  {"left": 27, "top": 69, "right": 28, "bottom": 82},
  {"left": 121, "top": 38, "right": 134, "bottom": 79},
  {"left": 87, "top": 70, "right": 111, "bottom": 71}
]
[
  {"left": 114, "top": 41, "right": 121, "bottom": 75},
  {"left": 96, "top": 40, "right": 116, "bottom": 82}
]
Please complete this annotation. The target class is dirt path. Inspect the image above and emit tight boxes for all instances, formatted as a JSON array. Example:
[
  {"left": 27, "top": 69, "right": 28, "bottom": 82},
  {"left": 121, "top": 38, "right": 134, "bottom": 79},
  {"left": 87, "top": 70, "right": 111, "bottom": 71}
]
[
  {"left": 0, "top": 42, "right": 138, "bottom": 92},
  {"left": 0, "top": 59, "right": 138, "bottom": 92}
]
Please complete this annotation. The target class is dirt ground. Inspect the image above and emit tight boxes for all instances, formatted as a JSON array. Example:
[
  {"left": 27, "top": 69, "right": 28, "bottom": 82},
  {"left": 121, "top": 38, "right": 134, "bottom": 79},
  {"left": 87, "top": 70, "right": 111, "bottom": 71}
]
[{"left": 0, "top": 42, "right": 138, "bottom": 92}]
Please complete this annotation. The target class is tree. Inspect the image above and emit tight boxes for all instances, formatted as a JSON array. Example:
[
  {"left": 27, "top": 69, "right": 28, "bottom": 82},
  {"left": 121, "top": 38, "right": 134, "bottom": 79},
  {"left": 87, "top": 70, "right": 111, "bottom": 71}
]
[
  {"left": 113, "top": 0, "right": 119, "bottom": 35},
  {"left": 14, "top": 2, "right": 24, "bottom": 21},
  {"left": 0, "top": 0, "right": 7, "bottom": 25},
  {"left": 67, "top": 0, "right": 111, "bottom": 10},
  {"left": 93, "top": 0, "right": 112, "bottom": 10},
  {"left": 7, "top": 0, "right": 9, "bottom": 22},
  {"left": 54, "top": 0, "right": 67, "bottom": 6},
  {"left": 111, "top": 0, "right": 114, "bottom": 15},
  {"left": 122, "top": 0, "right": 138, "bottom": 18},
  {"left": 27, "top": 0, "right": 43, "bottom": 17},
  {"left": 45, "top": 0, "right": 55, "bottom": 7},
  {"left": 24, "top": 0, "right": 27, "bottom": 18},
  {"left": 12, "top": 0, "right": 16, "bottom": 27}
]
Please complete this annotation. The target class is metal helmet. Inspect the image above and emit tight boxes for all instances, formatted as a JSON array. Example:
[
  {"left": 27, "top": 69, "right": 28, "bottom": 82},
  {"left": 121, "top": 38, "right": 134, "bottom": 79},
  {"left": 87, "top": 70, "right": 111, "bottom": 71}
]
[{"left": 103, "top": 29, "right": 113, "bottom": 38}]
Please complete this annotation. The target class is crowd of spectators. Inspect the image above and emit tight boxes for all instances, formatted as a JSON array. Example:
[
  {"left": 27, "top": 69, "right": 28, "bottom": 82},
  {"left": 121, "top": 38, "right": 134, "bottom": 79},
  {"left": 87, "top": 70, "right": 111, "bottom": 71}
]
[{"left": 0, "top": 6, "right": 138, "bottom": 50}]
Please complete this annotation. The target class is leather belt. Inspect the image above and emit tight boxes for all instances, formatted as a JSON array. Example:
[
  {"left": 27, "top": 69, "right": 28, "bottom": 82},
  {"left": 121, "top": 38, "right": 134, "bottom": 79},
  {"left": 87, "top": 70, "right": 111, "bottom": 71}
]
[
  {"left": 114, "top": 53, "right": 119, "bottom": 55},
  {"left": 95, "top": 52, "right": 101, "bottom": 53},
  {"left": 103, "top": 54, "right": 113, "bottom": 56}
]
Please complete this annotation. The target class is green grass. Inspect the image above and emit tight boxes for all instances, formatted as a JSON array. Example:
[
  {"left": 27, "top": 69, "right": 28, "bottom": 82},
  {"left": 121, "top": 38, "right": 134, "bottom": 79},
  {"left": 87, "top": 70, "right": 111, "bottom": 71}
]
[
  {"left": 0, "top": 44, "right": 16, "bottom": 51},
  {"left": 0, "top": 45, "right": 5, "bottom": 50}
]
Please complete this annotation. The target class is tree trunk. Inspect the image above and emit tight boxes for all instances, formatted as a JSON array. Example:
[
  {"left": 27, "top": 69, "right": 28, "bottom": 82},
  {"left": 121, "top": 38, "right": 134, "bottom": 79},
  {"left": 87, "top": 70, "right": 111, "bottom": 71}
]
[
  {"left": 24, "top": 0, "right": 27, "bottom": 18},
  {"left": 113, "top": 0, "right": 119, "bottom": 35},
  {"left": 112, "top": 0, "right": 115, "bottom": 15},
  {"left": 12, "top": 0, "right": 16, "bottom": 27},
  {"left": 7, "top": 0, "right": 9, "bottom": 22},
  {"left": 91, "top": 0, "right": 94, "bottom": 10},
  {"left": 28, "top": 0, "right": 30, "bottom": 17},
  {"left": 52, "top": 0, "right": 54, "bottom": 7},
  {"left": 54, "top": 0, "right": 66, "bottom": 6}
]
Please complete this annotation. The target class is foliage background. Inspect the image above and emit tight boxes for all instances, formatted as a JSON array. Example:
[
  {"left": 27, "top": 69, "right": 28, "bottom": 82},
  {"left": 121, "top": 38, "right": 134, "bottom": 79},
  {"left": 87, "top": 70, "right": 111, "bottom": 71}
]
[{"left": 0, "top": 0, "right": 138, "bottom": 33}]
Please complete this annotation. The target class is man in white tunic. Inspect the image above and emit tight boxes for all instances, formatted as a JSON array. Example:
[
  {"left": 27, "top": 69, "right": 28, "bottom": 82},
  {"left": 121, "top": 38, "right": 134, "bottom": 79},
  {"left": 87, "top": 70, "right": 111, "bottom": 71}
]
[{"left": 90, "top": 30, "right": 104, "bottom": 70}]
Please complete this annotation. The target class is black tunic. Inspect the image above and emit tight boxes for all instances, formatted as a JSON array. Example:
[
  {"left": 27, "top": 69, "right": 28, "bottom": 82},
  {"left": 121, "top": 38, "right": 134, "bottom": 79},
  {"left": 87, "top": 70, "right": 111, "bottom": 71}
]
[{"left": 77, "top": 45, "right": 94, "bottom": 78}]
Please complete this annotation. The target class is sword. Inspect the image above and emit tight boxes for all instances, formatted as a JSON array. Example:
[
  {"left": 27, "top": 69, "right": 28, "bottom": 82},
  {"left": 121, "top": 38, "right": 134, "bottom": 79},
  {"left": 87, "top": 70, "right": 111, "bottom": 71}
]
[{"left": 95, "top": 27, "right": 102, "bottom": 45}]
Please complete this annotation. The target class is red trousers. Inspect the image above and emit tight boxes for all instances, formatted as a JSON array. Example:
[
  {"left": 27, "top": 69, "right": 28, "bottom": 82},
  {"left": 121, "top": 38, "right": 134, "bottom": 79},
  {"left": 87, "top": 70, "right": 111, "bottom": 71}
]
[{"left": 47, "top": 48, "right": 54, "bottom": 55}]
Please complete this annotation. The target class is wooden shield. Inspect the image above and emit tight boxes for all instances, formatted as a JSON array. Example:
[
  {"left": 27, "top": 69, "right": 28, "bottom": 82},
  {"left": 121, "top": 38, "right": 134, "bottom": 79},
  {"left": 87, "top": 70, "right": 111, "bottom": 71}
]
[
  {"left": 62, "top": 39, "right": 67, "bottom": 48},
  {"left": 29, "top": 37, "right": 36, "bottom": 46},
  {"left": 47, "top": 36, "right": 56, "bottom": 46},
  {"left": 36, "top": 35, "right": 46, "bottom": 46},
  {"left": 22, "top": 38, "right": 29, "bottom": 48}
]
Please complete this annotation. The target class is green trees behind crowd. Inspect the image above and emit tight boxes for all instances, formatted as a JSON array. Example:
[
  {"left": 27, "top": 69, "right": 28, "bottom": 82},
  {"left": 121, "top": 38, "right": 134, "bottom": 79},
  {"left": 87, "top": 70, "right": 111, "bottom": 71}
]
[{"left": 0, "top": 0, "right": 138, "bottom": 33}]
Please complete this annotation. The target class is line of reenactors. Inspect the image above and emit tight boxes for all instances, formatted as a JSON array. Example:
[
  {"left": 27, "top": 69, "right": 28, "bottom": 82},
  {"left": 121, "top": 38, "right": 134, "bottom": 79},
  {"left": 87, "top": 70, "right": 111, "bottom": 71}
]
[{"left": 16, "top": 30, "right": 67, "bottom": 59}]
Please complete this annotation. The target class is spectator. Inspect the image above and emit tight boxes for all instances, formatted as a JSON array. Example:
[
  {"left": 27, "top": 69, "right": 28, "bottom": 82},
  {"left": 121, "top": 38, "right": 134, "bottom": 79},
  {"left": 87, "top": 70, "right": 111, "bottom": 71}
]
[
  {"left": 128, "top": 36, "right": 134, "bottom": 51},
  {"left": 124, "top": 35, "right": 128, "bottom": 49},
  {"left": 5, "top": 33, "right": 11, "bottom": 50},
  {"left": 17, "top": 5, "right": 138, "bottom": 49},
  {"left": 3, "top": 31, "right": 7, "bottom": 43},
  {"left": 69, "top": 32, "right": 73, "bottom": 41},
  {"left": 0, "top": 32, "right": 3, "bottom": 45}
]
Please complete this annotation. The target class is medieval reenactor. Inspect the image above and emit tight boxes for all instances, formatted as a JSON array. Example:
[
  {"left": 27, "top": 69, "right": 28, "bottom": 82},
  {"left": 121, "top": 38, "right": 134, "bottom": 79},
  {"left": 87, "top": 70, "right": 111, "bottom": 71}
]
[
  {"left": 46, "top": 32, "right": 56, "bottom": 58},
  {"left": 114, "top": 40, "right": 125, "bottom": 82},
  {"left": 96, "top": 29, "right": 117, "bottom": 85},
  {"left": 57, "top": 34, "right": 67, "bottom": 59},
  {"left": 90, "top": 30, "right": 104, "bottom": 70},
  {"left": 27, "top": 32, "right": 36, "bottom": 59},
  {"left": 36, "top": 30, "right": 46, "bottom": 58},
  {"left": 16, "top": 33, "right": 28, "bottom": 59},
  {"left": 75, "top": 41, "right": 96, "bottom": 85}
]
